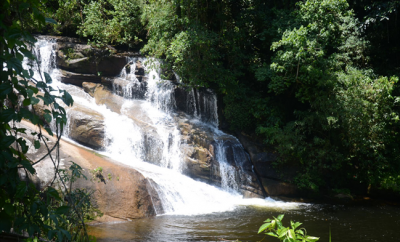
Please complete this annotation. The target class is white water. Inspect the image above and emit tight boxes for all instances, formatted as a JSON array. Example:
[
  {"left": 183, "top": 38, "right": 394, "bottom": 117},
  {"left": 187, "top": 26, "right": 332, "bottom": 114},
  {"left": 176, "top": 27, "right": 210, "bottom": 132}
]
[{"left": 27, "top": 37, "right": 304, "bottom": 216}]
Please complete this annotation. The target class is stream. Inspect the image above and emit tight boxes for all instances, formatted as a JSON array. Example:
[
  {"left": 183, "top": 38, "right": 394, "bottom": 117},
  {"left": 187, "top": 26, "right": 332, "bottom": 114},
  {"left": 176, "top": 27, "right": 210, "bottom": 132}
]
[{"left": 88, "top": 202, "right": 400, "bottom": 242}]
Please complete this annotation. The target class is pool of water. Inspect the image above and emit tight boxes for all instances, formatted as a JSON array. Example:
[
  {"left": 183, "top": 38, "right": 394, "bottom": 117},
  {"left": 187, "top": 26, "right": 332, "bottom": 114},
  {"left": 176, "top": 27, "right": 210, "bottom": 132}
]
[{"left": 88, "top": 201, "right": 400, "bottom": 242}]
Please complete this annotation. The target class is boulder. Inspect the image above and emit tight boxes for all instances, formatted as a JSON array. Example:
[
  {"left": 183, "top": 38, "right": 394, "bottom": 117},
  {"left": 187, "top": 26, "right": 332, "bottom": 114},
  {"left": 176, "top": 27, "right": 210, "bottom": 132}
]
[
  {"left": 67, "top": 104, "right": 106, "bottom": 150},
  {"left": 18, "top": 120, "right": 159, "bottom": 222}
]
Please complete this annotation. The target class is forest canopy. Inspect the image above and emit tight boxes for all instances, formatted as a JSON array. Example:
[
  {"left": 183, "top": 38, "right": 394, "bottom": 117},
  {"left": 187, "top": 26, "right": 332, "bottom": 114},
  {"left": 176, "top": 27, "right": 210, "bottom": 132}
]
[{"left": 27, "top": 0, "right": 400, "bottom": 192}]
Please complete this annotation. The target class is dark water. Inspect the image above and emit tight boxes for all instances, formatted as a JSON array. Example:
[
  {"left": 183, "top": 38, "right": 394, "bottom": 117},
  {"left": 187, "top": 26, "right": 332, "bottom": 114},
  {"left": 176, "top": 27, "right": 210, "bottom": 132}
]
[{"left": 88, "top": 201, "right": 400, "bottom": 242}]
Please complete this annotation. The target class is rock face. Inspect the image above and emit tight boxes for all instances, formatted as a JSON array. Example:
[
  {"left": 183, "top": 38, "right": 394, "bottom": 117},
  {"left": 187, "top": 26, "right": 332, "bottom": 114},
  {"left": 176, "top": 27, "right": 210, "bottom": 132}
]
[
  {"left": 173, "top": 85, "right": 218, "bottom": 125},
  {"left": 176, "top": 114, "right": 265, "bottom": 198},
  {"left": 56, "top": 40, "right": 128, "bottom": 77},
  {"left": 60, "top": 70, "right": 101, "bottom": 86},
  {"left": 112, "top": 77, "right": 147, "bottom": 99},
  {"left": 19, "top": 121, "right": 159, "bottom": 222},
  {"left": 235, "top": 132, "right": 300, "bottom": 197}
]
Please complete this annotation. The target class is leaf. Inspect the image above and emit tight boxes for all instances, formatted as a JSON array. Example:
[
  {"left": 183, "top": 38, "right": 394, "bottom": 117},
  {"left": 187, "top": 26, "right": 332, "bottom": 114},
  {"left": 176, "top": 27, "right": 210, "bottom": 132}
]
[
  {"left": 55, "top": 206, "right": 70, "bottom": 215},
  {"left": 0, "top": 136, "right": 15, "bottom": 148},
  {"left": 44, "top": 127, "right": 53, "bottom": 136},
  {"left": 60, "top": 229, "right": 71, "bottom": 240},
  {"left": 305, "top": 236, "right": 320, "bottom": 242},
  {"left": 31, "top": 96, "right": 40, "bottom": 105},
  {"left": 31, "top": 202, "right": 37, "bottom": 216},
  {"left": 0, "top": 211, "right": 13, "bottom": 233},
  {"left": 18, "top": 2, "right": 30, "bottom": 10},
  {"left": 16, "top": 182, "right": 27, "bottom": 198},
  {"left": 47, "top": 187, "right": 61, "bottom": 200},
  {"left": 278, "top": 227, "right": 289, "bottom": 238},
  {"left": 62, "top": 90, "right": 74, "bottom": 106},
  {"left": 258, "top": 222, "right": 272, "bottom": 233},
  {"left": 45, "top": 17, "right": 58, "bottom": 25},
  {"left": 44, "top": 72, "right": 52, "bottom": 84},
  {"left": 3, "top": 203, "right": 14, "bottom": 216},
  {"left": 297, "top": 229, "right": 305, "bottom": 235},
  {"left": 23, "top": 98, "right": 31, "bottom": 106},
  {"left": 34, "top": 140, "right": 40, "bottom": 149},
  {"left": 288, "top": 229, "right": 296, "bottom": 239},
  {"left": 48, "top": 230, "right": 57, "bottom": 240},
  {"left": 266, "top": 232, "right": 278, "bottom": 238},
  {"left": 0, "top": 108, "right": 17, "bottom": 123},
  {"left": 0, "top": 83, "right": 13, "bottom": 96},
  {"left": 292, "top": 222, "right": 302, "bottom": 230},
  {"left": 49, "top": 214, "right": 58, "bottom": 226},
  {"left": 277, "top": 214, "right": 285, "bottom": 221},
  {"left": 20, "top": 159, "right": 35, "bottom": 174},
  {"left": 43, "top": 113, "right": 52, "bottom": 123},
  {"left": 17, "top": 138, "right": 28, "bottom": 153}
]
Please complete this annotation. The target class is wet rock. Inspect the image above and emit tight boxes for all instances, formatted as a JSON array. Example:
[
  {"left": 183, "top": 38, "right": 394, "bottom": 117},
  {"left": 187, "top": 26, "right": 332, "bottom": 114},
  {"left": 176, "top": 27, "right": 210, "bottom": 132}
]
[
  {"left": 74, "top": 163, "right": 157, "bottom": 220},
  {"left": 334, "top": 193, "right": 354, "bottom": 202},
  {"left": 173, "top": 86, "right": 218, "bottom": 125},
  {"left": 18, "top": 120, "right": 158, "bottom": 222},
  {"left": 261, "top": 178, "right": 300, "bottom": 197},
  {"left": 56, "top": 41, "right": 128, "bottom": 77},
  {"left": 135, "top": 61, "right": 145, "bottom": 76},
  {"left": 81, "top": 83, "right": 164, "bottom": 163},
  {"left": 60, "top": 70, "right": 101, "bottom": 86},
  {"left": 175, "top": 114, "right": 264, "bottom": 198},
  {"left": 82, "top": 82, "right": 99, "bottom": 97},
  {"left": 112, "top": 78, "right": 147, "bottom": 99},
  {"left": 67, "top": 104, "right": 105, "bottom": 150}
]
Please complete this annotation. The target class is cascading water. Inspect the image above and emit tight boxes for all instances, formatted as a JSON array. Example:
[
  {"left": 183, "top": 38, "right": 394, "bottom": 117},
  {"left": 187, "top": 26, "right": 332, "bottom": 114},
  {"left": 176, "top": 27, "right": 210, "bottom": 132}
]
[
  {"left": 214, "top": 139, "right": 253, "bottom": 192},
  {"left": 27, "top": 37, "right": 301, "bottom": 216}
]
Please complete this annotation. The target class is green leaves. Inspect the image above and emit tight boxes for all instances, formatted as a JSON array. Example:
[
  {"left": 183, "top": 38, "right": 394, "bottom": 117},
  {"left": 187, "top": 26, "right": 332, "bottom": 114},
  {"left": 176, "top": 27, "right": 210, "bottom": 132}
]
[
  {"left": 61, "top": 90, "right": 74, "bottom": 106},
  {"left": 258, "top": 214, "right": 319, "bottom": 242},
  {"left": 45, "top": 17, "right": 58, "bottom": 25},
  {"left": 55, "top": 206, "right": 70, "bottom": 215},
  {"left": 44, "top": 72, "right": 52, "bottom": 84}
]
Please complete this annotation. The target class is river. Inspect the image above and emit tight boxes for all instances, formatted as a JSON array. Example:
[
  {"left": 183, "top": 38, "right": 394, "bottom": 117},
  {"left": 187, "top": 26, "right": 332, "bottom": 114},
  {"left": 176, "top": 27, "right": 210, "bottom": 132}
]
[{"left": 89, "top": 201, "right": 399, "bottom": 242}]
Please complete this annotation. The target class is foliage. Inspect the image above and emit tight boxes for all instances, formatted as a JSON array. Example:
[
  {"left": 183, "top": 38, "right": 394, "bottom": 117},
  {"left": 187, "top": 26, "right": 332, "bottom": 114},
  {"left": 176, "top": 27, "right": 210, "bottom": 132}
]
[
  {"left": 90, "top": 167, "right": 106, "bottom": 183},
  {"left": 258, "top": 214, "right": 319, "bottom": 242},
  {"left": 0, "top": 0, "right": 96, "bottom": 240},
  {"left": 254, "top": 0, "right": 400, "bottom": 190},
  {"left": 77, "top": 0, "right": 144, "bottom": 47}
]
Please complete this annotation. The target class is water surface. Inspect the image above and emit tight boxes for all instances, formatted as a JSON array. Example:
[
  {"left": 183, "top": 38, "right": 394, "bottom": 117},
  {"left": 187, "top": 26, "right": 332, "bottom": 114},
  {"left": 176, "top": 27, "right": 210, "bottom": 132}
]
[{"left": 89, "top": 201, "right": 399, "bottom": 242}]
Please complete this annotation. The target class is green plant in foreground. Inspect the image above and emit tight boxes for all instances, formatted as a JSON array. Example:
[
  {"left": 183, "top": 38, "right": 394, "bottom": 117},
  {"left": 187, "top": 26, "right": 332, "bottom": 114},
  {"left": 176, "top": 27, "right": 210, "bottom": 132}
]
[
  {"left": 90, "top": 167, "right": 105, "bottom": 183},
  {"left": 258, "top": 215, "right": 319, "bottom": 242}
]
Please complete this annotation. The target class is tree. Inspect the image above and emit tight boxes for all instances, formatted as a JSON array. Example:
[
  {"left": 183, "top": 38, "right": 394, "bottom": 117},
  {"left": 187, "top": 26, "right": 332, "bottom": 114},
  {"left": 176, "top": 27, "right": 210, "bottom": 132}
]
[
  {"left": 1, "top": 0, "right": 95, "bottom": 240},
  {"left": 255, "top": 0, "right": 400, "bottom": 190}
]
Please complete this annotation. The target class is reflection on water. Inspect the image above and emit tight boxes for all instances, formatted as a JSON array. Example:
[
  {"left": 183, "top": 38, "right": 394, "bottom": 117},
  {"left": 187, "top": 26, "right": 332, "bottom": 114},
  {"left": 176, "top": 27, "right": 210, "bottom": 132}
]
[{"left": 89, "top": 203, "right": 400, "bottom": 242}]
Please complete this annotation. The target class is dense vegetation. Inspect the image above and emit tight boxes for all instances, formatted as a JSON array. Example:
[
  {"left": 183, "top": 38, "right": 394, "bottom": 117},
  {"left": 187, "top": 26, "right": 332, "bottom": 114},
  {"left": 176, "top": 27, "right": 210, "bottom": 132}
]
[
  {"left": 4, "top": 0, "right": 400, "bottom": 197},
  {"left": 1, "top": 0, "right": 97, "bottom": 240}
]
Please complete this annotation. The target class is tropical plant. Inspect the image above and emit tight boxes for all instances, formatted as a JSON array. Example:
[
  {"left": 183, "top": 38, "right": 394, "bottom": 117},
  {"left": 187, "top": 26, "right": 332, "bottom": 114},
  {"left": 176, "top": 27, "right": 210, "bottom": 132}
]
[
  {"left": 258, "top": 214, "right": 319, "bottom": 242},
  {"left": 1, "top": 0, "right": 97, "bottom": 240}
]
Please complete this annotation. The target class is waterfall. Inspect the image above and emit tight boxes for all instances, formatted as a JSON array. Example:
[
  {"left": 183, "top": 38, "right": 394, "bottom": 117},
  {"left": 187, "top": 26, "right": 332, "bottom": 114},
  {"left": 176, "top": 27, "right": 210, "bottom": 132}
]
[
  {"left": 214, "top": 139, "right": 253, "bottom": 193},
  {"left": 25, "top": 37, "right": 297, "bottom": 216}
]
